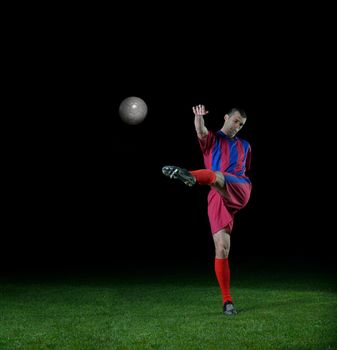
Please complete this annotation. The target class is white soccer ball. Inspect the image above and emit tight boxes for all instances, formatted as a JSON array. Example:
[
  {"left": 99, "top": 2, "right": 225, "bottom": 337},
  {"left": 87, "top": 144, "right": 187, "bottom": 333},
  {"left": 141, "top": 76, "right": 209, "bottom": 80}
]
[{"left": 118, "top": 96, "right": 148, "bottom": 125}]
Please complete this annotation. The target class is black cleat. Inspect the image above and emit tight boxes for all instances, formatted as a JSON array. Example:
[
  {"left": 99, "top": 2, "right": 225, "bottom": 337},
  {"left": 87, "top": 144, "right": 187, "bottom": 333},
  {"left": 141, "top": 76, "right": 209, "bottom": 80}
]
[
  {"left": 162, "top": 165, "right": 196, "bottom": 187},
  {"left": 223, "top": 301, "right": 238, "bottom": 316}
]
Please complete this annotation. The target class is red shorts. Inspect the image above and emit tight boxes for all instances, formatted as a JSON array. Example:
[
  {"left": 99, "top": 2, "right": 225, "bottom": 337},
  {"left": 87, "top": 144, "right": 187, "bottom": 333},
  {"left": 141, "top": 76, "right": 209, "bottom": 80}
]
[{"left": 207, "top": 179, "right": 252, "bottom": 235}]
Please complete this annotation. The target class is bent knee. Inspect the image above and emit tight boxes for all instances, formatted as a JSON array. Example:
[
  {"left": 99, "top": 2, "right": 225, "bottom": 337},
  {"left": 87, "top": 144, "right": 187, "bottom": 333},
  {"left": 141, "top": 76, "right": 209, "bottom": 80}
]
[{"left": 215, "top": 246, "right": 230, "bottom": 258}]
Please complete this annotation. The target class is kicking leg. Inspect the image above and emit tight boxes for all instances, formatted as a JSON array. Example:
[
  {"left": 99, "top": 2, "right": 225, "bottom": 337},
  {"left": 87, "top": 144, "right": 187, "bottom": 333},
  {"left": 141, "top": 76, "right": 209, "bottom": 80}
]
[
  {"left": 162, "top": 165, "right": 196, "bottom": 187},
  {"left": 162, "top": 167, "right": 228, "bottom": 191}
]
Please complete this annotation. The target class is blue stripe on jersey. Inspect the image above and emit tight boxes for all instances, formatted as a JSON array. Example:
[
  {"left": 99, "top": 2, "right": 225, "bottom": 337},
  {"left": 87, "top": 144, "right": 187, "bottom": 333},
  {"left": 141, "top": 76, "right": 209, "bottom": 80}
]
[
  {"left": 226, "top": 139, "right": 239, "bottom": 173},
  {"left": 212, "top": 137, "right": 221, "bottom": 171},
  {"left": 212, "top": 132, "right": 250, "bottom": 176},
  {"left": 237, "top": 167, "right": 245, "bottom": 176},
  {"left": 225, "top": 173, "right": 251, "bottom": 184}
]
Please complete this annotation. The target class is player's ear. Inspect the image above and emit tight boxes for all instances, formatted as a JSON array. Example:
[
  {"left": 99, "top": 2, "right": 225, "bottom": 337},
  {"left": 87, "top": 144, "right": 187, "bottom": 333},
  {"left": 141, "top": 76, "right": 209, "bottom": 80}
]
[{"left": 224, "top": 114, "right": 229, "bottom": 121}]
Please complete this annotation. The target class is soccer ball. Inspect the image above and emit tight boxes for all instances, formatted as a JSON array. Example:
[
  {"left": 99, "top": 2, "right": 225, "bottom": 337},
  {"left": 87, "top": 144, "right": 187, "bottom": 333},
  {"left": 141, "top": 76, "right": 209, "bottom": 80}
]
[{"left": 118, "top": 96, "right": 148, "bottom": 125}]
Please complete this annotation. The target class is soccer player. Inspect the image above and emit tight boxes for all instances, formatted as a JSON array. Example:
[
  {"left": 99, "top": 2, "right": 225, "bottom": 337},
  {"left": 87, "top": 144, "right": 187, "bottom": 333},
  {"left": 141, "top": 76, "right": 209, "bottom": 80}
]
[{"left": 162, "top": 105, "right": 252, "bottom": 315}]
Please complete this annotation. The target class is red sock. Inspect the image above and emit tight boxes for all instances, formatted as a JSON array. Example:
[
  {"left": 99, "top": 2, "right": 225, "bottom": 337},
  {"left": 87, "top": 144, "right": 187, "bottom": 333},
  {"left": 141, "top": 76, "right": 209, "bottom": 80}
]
[
  {"left": 214, "top": 258, "right": 232, "bottom": 303},
  {"left": 190, "top": 170, "right": 216, "bottom": 185}
]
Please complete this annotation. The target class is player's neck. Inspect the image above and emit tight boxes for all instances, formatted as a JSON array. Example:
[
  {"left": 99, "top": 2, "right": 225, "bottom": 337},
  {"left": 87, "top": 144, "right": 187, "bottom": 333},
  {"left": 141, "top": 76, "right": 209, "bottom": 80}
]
[{"left": 220, "top": 129, "right": 235, "bottom": 139}]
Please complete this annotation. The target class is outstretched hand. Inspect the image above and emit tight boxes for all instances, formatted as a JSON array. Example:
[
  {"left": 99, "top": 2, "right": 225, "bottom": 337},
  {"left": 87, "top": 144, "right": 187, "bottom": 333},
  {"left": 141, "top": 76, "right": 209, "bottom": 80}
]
[{"left": 192, "top": 105, "right": 209, "bottom": 117}]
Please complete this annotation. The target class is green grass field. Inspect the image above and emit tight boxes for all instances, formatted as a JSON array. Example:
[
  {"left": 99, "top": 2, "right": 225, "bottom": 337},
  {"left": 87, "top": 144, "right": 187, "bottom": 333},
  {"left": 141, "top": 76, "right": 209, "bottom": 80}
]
[{"left": 0, "top": 261, "right": 336, "bottom": 350}]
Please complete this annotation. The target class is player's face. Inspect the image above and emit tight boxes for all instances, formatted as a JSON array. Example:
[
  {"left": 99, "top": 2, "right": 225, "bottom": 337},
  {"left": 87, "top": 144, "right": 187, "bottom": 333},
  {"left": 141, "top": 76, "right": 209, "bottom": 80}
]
[{"left": 224, "top": 112, "right": 246, "bottom": 138}]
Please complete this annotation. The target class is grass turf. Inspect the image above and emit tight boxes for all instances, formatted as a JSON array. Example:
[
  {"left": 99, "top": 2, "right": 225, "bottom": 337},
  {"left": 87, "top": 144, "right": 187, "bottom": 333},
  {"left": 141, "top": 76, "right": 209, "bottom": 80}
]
[{"left": 0, "top": 261, "right": 336, "bottom": 350}]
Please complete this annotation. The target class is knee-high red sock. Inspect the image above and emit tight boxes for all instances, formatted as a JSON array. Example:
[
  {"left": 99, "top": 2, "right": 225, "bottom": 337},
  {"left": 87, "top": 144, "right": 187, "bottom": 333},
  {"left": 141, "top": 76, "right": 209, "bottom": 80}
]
[
  {"left": 214, "top": 258, "right": 232, "bottom": 303},
  {"left": 190, "top": 170, "right": 216, "bottom": 185}
]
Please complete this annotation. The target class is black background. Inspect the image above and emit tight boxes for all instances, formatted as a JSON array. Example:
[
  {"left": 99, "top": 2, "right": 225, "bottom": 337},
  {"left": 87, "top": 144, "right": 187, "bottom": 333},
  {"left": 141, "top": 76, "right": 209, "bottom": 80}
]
[{"left": 3, "top": 7, "right": 336, "bottom": 275}]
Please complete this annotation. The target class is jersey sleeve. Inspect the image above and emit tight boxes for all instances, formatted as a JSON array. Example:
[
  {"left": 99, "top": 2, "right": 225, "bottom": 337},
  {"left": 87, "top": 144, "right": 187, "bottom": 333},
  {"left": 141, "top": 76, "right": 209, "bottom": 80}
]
[{"left": 198, "top": 130, "right": 216, "bottom": 154}]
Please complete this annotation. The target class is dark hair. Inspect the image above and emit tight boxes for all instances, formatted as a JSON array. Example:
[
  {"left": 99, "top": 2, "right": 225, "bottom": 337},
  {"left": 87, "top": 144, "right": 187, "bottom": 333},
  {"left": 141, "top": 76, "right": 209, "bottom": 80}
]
[{"left": 228, "top": 107, "right": 247, "bottom": 119}]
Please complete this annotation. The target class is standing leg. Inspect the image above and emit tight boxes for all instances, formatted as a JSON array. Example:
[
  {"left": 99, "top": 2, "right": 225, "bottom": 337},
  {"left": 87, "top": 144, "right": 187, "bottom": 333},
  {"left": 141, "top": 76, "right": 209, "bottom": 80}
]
[{"left": 213, "top": 229, "right": 237, "bottom": 315}]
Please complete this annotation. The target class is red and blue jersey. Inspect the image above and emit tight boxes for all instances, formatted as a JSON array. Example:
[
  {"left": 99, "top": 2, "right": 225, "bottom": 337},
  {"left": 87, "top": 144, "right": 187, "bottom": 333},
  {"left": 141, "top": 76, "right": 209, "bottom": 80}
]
[
  {"left": 199, "top": 130, "right": 252, "bottom": 234},
  {"left": 199, "top": 130, "right": 251, "bottom": 184}
]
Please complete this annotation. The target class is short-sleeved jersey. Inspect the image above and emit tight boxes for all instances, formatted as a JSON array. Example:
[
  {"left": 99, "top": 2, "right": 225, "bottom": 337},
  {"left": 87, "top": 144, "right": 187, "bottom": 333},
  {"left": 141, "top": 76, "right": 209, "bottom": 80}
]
[{"left": 198, "top": 130, "right": 251, "bottom": 184}]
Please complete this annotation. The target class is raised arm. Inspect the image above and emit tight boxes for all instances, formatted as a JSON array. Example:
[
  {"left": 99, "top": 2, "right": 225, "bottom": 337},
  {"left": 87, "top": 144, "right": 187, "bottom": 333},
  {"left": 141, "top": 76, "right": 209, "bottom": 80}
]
[{"left": 193, "top": 105, "right": 209, "bottom": 140}]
